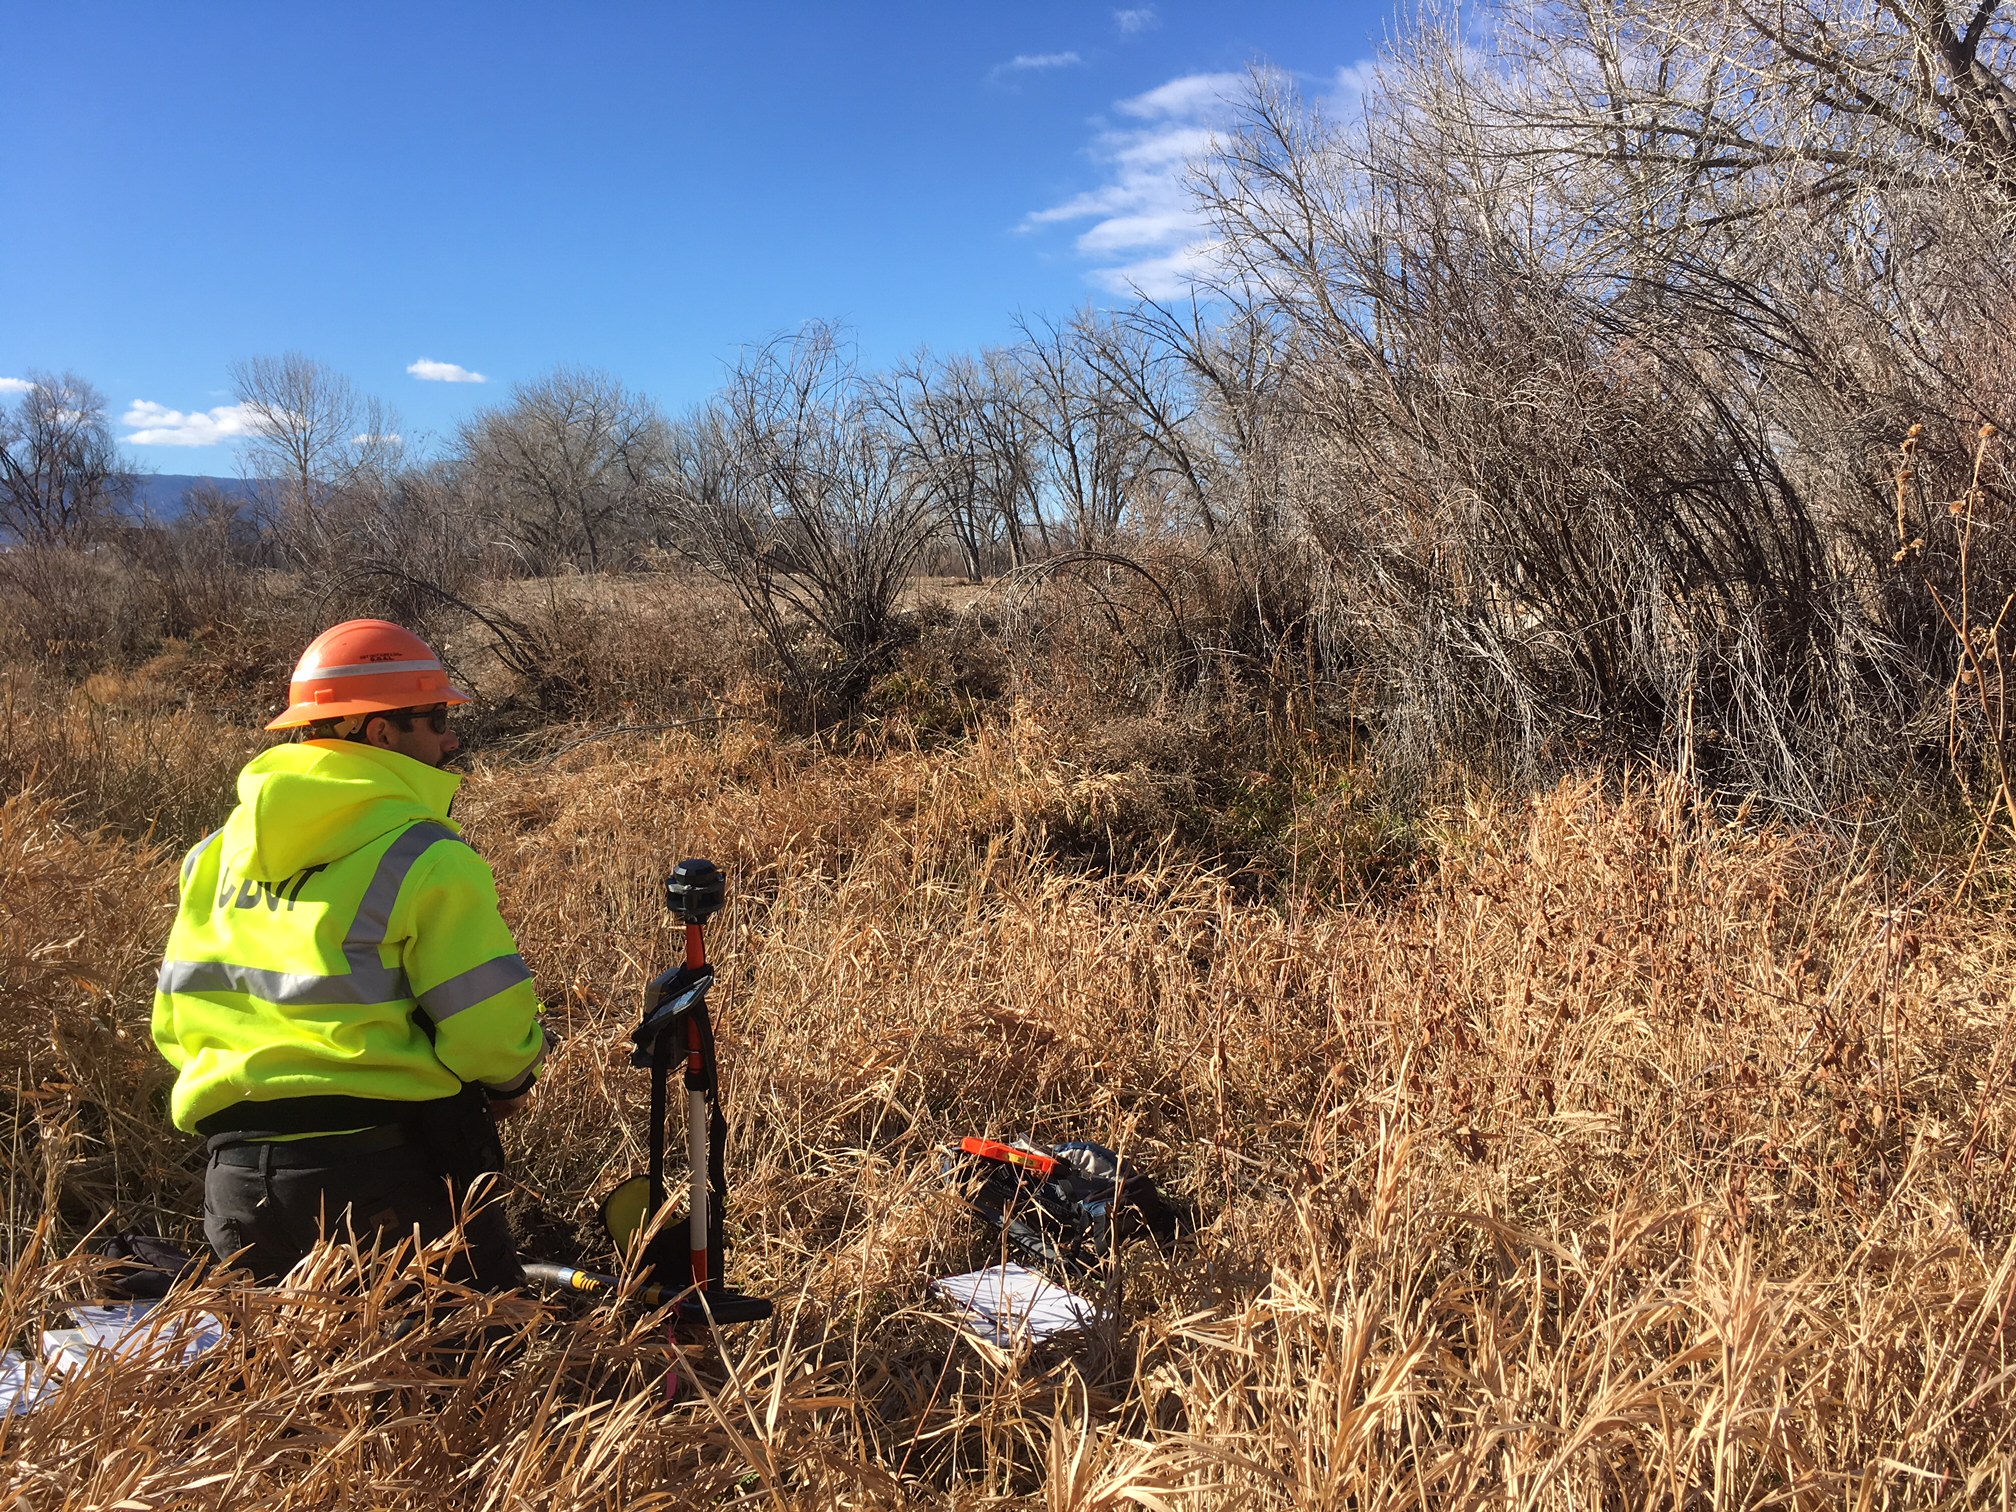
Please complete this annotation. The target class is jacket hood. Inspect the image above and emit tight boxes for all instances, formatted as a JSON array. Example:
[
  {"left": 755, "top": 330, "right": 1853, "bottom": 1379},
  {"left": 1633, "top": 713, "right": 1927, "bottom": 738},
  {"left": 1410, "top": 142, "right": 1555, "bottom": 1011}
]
[{"left": 219, "top": 741, "right": 463, "bottom": 882}]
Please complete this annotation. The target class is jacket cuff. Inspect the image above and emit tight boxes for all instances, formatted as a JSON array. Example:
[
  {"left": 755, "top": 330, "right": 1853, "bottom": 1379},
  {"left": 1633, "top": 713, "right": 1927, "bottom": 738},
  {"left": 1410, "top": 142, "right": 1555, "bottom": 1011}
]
[
  {"left": 482, "top": 1067, "right": 537, "bottom": 1100},
  {"left": 479, "top": 1024, "right": 552, "bottom": 1101}
]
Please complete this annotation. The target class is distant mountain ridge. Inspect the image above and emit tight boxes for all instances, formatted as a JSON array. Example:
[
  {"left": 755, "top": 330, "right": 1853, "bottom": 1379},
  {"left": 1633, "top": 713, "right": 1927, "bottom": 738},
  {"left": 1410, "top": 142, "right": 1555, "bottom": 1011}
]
[{"left": 125, "top": 474, "right": 267, "bottom": 520}]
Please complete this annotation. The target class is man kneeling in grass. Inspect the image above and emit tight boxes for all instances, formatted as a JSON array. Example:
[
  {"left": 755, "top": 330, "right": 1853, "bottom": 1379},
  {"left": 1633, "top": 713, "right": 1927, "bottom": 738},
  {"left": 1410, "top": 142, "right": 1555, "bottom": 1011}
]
[{"left": 152, "top": 619, "right": 546, "bottom": 1289}]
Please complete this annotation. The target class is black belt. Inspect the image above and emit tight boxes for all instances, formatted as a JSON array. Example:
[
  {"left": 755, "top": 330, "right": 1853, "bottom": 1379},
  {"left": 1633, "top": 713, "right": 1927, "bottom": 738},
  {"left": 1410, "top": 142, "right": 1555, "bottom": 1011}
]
[
  {"left": 196, "top": 1092, "right": 441, "bottom": 1139},
  {"left": 208, "top": 1124, "right": 415, "bottom": 1166}
]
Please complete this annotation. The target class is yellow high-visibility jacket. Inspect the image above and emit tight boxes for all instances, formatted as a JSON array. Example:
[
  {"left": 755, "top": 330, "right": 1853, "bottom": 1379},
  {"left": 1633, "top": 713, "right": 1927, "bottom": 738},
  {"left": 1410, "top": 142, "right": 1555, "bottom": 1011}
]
[{"left": 153, "top": 740, "right": 545, "bottom": 1137}]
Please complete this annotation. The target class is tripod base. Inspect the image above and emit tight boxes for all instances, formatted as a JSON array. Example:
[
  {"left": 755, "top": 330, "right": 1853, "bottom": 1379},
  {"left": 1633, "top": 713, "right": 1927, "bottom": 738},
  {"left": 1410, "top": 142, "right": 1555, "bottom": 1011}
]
[{"left": 674, "top": 1288, "right": 774, "bottom": 1325}]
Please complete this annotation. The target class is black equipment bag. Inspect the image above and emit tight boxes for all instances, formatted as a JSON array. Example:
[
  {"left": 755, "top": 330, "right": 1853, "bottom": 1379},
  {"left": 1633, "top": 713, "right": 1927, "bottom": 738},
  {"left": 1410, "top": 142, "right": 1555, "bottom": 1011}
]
[
  {"left": 99, "top": 1233, "right": 202, "bottom": 1299},
  {"left": 940, "top": 1137, "right": 1187, "bottom": 1274}
]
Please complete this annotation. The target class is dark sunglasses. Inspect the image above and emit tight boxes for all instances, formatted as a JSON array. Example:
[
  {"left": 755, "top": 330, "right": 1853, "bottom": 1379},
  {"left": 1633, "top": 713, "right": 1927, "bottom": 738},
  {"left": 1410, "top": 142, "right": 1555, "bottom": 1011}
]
[{"left": 387, "top": 705, "right": 451, "bottom": 734}]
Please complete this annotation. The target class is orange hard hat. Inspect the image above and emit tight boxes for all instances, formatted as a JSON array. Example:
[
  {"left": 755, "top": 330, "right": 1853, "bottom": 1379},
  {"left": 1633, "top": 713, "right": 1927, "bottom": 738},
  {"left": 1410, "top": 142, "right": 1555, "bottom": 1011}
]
[{"left": 266, "top": 619, "right": 472, "bottom": 730}]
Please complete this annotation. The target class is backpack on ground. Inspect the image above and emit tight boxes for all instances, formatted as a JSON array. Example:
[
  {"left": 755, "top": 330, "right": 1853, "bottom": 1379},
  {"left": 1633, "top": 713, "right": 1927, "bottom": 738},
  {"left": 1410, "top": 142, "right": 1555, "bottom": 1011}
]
[
  {"left": 939, "top": 1137, "right": 1187, "bottom": 1274},
  {"left": 98, "top": 1233, "right": 201, "bottom": 1299}
]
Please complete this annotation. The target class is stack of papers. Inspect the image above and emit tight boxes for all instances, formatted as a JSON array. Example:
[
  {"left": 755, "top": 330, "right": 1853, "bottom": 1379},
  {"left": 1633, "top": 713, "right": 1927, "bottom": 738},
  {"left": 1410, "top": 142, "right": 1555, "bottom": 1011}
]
[
  {"left": 931, "top": 1263, "right": 1105, "bottom": 1346},
  {"left": 1, "top": 1301, "right": 225, "bottom": 1417}
]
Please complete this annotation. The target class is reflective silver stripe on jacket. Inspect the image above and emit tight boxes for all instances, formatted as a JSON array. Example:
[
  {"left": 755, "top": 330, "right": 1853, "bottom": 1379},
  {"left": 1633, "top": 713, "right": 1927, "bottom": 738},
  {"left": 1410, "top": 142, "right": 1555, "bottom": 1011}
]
[
  {"left": 157, "top": 958, "right": 410, "bottom": 1004},
  {"left": 481, "top": 1069, "right": 538, "bottom": 1097},
  {"left": 343, "top": 822, "right": 460, "bottom": 973},
  {"left": 418, "top": 953, "right": 533, "bottom": 1021},
  {"left": 181, "top": 829, "right": 222, "bottom": 885},
  {"left": 160, "top": 821, "right": 464, "bottom": 1006}
]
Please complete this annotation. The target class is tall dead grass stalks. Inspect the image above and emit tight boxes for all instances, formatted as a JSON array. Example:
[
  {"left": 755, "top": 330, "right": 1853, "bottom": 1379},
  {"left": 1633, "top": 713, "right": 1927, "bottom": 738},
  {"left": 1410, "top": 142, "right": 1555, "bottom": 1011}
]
[
  {"left": 0, "top": 667, "right": 255, "bottom": 847},
  {"left": 8, "top": 699, "right": 2016, "bottom": 1505}
]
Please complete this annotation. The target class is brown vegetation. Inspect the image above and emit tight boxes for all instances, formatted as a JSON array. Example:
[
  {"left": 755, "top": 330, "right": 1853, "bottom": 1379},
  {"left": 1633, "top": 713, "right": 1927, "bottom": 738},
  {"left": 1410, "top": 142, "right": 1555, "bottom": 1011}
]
[{"left": 7, "top": 660, "right": 2016, "bottom": 1503}]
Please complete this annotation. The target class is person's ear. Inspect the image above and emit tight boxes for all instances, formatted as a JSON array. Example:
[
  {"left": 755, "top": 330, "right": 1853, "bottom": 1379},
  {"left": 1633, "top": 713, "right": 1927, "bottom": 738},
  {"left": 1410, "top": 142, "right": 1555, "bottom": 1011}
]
[{"left": 362, "top": 714, "right": 395, "bottom": 750}]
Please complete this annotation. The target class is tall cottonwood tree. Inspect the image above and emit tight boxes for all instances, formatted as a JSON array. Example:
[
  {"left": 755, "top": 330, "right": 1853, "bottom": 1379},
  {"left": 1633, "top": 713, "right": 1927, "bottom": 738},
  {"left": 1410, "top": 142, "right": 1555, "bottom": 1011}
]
[
  {"left": 458, "top": 369, "right": 668, "bottom": 573},
  {"left": 1181, "top": 28, "right": 1998, "bottom": 801},
  {"left": 1474, "top": 0, "right": 2016, "bottom": 217},
  {"left": 876, "top": 351, "right": 1043, "bottom": 581},
  {"left": 0, "top": 372, "right": 132, "bottom": 545},
  {"left": 1011, "top": 317, "right": 1156, "bottom": 549},
  {"left": 231, "top": 352, "right": 400, "bottom": 513}
]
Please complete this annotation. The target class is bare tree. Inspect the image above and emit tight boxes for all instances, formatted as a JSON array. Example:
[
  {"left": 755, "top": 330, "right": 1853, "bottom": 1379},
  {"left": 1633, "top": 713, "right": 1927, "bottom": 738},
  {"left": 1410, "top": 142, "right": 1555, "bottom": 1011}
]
[
  {"left": 458, "top": 369, "right": 668, "bottom": 573},
  {"left": 876, "top": 351, "right": 1043, "bottom": 581},
  {"left": 656, "top": 323, "right": 940, "bottom": 721},
  {"left": 972, "top": 348, "right": 1053, "bottom": 566},
  {"left": 1011, "top": 316, "right": 1158, "bottom": 549},
  {"left": 1074, "top": 302, "right": 1320, "bottom": 683},
  {"left": 1180, "top": 56, "right": 1919, "bottom": 802},
  {"left": 230, "top": 352, "right": 401, "bottom": 513},
  {"left": 0, "top": 372, "right": 133, "bottom": 545},
  {"left": 1467, "top": 0, "right": 2016, "bottom": 224}
]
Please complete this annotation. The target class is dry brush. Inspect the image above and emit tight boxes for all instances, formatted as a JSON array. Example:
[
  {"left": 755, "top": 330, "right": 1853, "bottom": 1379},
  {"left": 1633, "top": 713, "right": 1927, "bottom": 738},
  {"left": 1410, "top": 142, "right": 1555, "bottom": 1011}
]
[{"left": 5, "top": 694, "right": 2016, "bottom": 1504}]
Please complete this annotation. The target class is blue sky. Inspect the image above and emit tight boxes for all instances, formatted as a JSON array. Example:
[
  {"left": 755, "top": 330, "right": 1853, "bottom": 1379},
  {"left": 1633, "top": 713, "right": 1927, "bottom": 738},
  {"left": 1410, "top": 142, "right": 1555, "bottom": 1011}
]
[{"left": 3, "top": 2, "right": 1393, "bottom": 474}]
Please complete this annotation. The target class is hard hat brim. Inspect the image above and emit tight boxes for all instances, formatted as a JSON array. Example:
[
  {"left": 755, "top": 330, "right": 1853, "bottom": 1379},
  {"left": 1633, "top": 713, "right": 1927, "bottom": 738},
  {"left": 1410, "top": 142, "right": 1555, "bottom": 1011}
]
[{"left": 265, "top": 682, "right": 474, "bottom": 731}]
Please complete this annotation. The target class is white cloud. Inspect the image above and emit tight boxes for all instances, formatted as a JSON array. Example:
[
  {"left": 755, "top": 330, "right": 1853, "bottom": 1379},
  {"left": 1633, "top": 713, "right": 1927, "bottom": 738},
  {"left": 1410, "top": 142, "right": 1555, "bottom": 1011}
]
[
  {"left": 1023, "top": 63, "right": 1380, "bottom": 300},
  {"left": 1001, "top": 51, "right": 1082, "bottom": 72},
  {"left": 1021, "top": 71, "right": 1254, "bottom": 299},
  {"left": 407, "top": 358, "right": 487, "bottom": 383},
  {"left": 120, "top": 400, "right": 260, "bottom": 447},
  {"left": 354, "top": 432, "right": 404, "bottom": 446},
  {"left": 1075, "top": 209, "right": 1200, "bottom": 257},
  {"left": 0, "top": 377, "right": 32, "bottom": 394},
  {"left": 1114, "top": 7, "right": 1159, "bottom": 35},
  {"left": 1117, "top": 71, "right": 1246, "bottom": 119}
]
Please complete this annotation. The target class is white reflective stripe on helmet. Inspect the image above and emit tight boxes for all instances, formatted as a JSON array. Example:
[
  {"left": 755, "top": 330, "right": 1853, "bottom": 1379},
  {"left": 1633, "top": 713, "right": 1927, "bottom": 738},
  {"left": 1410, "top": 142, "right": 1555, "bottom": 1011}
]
[{"left": 298, "top": 657, "right": 443, "bottom": 679}]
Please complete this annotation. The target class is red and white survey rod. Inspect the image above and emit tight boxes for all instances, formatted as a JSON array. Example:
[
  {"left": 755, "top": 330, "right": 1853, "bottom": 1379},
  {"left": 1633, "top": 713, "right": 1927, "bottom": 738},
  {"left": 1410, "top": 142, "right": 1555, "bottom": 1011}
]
[{"left": 683, "top": 918, "right": 710, "bottom": 1289}]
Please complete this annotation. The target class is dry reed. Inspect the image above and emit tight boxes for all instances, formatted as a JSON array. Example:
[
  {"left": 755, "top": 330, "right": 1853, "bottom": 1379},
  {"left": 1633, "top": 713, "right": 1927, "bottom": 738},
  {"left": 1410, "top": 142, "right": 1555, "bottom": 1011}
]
[{"left": 7, "top": 696, "right": 2016, "bottom": 1507}]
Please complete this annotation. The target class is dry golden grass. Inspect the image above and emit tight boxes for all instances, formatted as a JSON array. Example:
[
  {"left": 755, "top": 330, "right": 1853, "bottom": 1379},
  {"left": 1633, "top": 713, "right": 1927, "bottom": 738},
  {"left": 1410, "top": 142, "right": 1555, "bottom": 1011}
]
[
  {"left": 8, "top": 694, "right": 2016, "bottom": 1506},
  {"left": 0, "top": 667, "right": 258, "bottom": 847}
]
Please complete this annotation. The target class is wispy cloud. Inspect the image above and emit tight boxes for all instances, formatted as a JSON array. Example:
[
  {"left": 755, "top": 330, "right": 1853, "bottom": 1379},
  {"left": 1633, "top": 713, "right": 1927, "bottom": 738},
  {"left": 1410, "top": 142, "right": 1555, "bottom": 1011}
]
[
  {"left": 1124, "top": 73, "right": 1254, "bottom": 120},
  {"left": 354, "top": 432, "right": 403, "bottom": 447},
  {"left": 1325, "top": 60, "right": 1380, "bottom": 114},
  {"left": 0, "top": 377, "right": 34, "bottom": 394},
  {"left": 1023, "top": 63, "right": 1379, "bottom": 299},
  {"left": 120, "top": 400, "right": 260, "bottom": 447},
  {"left": 1113, "top": 7, "right": 1159, "bottom": 35},
  {"left": 1022, "top": 70, "right": 1252, "bottom": 299},
  {"left": 407, "top": 358, "right": 487, "bottom": 383},
  {"left": 997, "top": 51, "right": 1083, "bottom": 74}
]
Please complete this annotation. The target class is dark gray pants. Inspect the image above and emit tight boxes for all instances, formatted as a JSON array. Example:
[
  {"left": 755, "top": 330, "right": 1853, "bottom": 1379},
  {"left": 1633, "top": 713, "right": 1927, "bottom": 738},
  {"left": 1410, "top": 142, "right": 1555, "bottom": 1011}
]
[{"left": 203, "top": 1131, "right": 522, "bottom": 1290}]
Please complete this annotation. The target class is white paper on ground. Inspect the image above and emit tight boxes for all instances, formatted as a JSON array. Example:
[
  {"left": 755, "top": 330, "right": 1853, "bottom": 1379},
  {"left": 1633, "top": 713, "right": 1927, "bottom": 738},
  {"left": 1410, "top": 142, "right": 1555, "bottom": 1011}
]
[
  {"left": 2, "top": 1300, "right": 225, "bottom": 1417},
  {"left": 931, "top": 1263, "right": 1105, "bottom": 1346},
  {"left": 0, "top": 1350, "right": 58, "bottom": 1417},
  {"left": 48, "top": 1302, "right": 225, "bottom": 1366}
]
